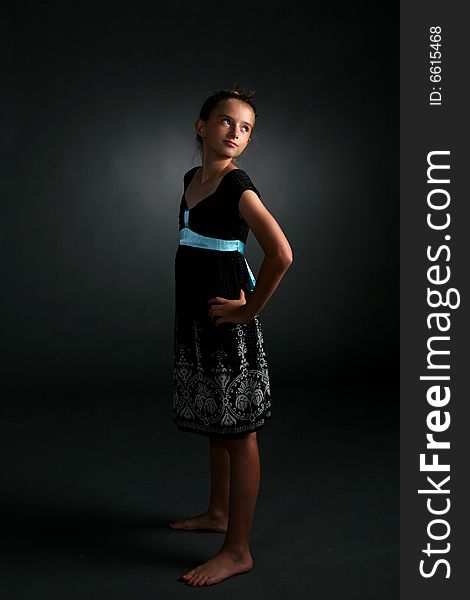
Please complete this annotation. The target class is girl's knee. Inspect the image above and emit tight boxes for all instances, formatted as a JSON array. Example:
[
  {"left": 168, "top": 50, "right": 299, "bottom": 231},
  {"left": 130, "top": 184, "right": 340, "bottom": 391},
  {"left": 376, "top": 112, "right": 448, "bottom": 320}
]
[
  {"left": 210, "top": 430, "right": 257, "bottom": 450},
  {"left": 225, "top": 431, "right": 258, "bottom": 452}
]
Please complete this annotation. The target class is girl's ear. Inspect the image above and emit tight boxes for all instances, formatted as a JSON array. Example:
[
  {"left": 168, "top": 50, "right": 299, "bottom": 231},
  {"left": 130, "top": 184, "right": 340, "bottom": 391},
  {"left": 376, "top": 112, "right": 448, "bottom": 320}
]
[{"left": 195, "top": 118, "right": 205, "bottom": 137}]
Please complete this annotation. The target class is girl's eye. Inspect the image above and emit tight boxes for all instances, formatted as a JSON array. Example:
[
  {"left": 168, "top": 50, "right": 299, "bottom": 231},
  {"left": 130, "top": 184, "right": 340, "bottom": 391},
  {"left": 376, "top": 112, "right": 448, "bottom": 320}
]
[{"left": 222, "top": 118, "right": 250, "bottom": 132}]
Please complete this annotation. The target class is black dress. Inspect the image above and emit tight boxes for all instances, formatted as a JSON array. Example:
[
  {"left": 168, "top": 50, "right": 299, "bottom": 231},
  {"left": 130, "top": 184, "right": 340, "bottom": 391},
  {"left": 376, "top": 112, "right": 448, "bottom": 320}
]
[{"left": 172, "top": 166, "right": 272, "bottom": 438}]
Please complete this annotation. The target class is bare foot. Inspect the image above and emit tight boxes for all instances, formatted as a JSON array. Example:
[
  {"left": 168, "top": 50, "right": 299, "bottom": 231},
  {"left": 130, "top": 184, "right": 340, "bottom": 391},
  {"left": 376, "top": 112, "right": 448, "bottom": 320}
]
[
  {"left": 168, "top": 510, "right": 228, "bottom": 533},
  {"left": 179, "top": 548, "right": 253, "bottom": 586}
]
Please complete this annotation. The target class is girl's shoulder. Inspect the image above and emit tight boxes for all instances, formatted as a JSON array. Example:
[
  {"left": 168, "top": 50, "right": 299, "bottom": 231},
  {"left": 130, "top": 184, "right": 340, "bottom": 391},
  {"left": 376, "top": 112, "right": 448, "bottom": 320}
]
[{"left": 227, "top": 167, "right": 261, "bottom": 199}]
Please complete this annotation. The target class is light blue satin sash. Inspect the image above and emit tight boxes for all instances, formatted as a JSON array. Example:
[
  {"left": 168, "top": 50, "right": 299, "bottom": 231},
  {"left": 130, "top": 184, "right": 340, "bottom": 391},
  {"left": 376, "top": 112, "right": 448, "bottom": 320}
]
[{"left": 179, "top": 209, "right": 256, "bottom": 291}]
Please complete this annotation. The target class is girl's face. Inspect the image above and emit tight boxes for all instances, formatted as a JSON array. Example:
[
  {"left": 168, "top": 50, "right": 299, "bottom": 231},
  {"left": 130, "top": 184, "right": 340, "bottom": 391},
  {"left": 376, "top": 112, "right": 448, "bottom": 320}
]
[{"left": 197, "top": 99, "right": 255, "bottom": 160}]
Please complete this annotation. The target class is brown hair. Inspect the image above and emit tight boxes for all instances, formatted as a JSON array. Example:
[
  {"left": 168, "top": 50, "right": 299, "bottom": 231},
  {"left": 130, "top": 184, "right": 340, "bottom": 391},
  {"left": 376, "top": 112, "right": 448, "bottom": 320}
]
[{"left": 194, "top": 83, "right": 258, "bottom": 163}]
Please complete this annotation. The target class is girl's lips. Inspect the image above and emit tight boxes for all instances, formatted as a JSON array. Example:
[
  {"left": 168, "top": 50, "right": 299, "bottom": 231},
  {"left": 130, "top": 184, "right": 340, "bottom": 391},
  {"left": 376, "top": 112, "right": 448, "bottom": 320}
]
[{"left": 224, "top": 141, "right": 238, "bottom": 147}]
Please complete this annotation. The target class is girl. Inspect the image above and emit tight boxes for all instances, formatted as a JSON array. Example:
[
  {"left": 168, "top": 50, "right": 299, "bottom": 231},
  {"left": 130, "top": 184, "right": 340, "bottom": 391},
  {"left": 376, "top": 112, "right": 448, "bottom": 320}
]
[{"left": 170, "top": 86, "right": 293, "bottom": 587}]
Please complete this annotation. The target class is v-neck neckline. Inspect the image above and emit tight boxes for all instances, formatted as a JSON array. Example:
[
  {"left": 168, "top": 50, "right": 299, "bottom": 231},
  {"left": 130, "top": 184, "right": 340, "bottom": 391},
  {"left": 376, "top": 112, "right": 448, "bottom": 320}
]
[{"left": 183, "top": 167, "right": 239, "bottom": 211}]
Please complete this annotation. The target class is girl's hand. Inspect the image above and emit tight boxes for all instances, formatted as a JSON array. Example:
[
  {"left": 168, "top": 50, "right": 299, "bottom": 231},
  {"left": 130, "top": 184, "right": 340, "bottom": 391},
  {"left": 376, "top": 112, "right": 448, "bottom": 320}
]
[{"left": 207, "top": 289, "right": 252, "bottom": 326}]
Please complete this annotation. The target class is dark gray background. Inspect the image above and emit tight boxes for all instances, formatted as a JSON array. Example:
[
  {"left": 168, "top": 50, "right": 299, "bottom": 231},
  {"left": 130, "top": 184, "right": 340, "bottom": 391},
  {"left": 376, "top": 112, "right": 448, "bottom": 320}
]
[
  {"left": 1, "top": 2, "right": 398, "bottom": 599},
  {"left": 2, "top": 1, "right": 397, "bottom": 388}
]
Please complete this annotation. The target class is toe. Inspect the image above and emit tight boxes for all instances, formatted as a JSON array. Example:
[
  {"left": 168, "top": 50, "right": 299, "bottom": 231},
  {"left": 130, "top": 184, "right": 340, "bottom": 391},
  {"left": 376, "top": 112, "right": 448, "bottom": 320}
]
[{"left": 186, "top": 572, "right": 198, "bottom": 585}]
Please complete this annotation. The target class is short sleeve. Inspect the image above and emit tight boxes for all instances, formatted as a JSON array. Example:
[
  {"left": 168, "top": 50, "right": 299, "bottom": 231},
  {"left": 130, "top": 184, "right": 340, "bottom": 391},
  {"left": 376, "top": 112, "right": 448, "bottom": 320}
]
[{"left": 230, "top": 169, "right": 261, "bottom": 201}]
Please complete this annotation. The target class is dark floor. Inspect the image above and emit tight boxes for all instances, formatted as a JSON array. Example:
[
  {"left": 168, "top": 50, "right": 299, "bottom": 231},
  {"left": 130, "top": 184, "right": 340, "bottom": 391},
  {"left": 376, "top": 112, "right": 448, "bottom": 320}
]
[{"left": 0, "top": 382, "right": 398, "bottom": 599}]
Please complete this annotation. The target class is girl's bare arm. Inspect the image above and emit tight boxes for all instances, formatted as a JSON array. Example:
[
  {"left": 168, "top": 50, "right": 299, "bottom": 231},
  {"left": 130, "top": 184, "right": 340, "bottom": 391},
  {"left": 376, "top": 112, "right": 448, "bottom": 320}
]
[{"left": 239, "top": 189, "right": 293, "bottom": 319}]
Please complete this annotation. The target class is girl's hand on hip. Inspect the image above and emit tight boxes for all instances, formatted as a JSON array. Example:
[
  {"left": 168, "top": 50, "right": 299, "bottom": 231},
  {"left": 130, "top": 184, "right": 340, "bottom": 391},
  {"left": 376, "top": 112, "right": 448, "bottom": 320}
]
[{"left": 207, "top": 289, "right": 252, "bottom": 325}]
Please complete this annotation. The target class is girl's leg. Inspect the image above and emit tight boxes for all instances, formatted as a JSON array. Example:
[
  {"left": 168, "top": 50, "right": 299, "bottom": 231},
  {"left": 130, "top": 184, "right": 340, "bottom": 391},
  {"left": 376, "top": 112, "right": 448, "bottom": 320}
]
[
  {"left": 168, "top": 435, "right": 230, "bottom": 531},
  {"left": 220, "top": 432, "right": 260, "bottom": 555},
  {"left": 180, "top": 431, "right": 260, "bottom": 586},
  {"left": 208, "top": 435, "right": 231, "bottom": 519}
]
